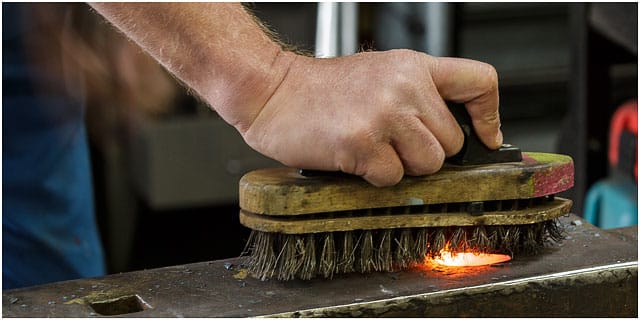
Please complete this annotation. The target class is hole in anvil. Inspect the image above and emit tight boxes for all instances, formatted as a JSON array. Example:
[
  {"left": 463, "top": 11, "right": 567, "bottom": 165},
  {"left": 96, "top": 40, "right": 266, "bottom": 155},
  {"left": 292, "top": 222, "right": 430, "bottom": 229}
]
[{"left": 89, "top": 294, "right": 150, "bottom": 316}]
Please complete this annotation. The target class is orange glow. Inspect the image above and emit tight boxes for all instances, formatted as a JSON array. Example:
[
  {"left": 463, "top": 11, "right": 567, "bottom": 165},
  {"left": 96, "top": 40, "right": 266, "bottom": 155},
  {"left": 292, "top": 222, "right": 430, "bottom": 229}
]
[{"left": 429, "top": 251, "right": 511, "bottom": 267}]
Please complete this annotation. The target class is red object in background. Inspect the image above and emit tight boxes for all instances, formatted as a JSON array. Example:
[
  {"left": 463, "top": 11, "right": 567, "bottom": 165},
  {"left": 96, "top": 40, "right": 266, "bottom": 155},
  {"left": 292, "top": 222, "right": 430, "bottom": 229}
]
[{"left": 608, "top": 100, "right": 638, "bottom": 180}]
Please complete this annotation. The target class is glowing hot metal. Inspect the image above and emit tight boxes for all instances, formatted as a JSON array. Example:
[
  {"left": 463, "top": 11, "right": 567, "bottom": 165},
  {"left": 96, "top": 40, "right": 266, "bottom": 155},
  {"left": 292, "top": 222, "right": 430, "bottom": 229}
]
[{"left": 428, "top": 251, "right": 512, "bottom": 267}]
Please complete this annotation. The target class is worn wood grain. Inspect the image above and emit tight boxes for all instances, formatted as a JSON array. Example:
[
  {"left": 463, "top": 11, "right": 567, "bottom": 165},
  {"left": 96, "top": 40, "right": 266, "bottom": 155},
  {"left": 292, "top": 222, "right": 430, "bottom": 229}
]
[
  {"left": 239, "top": 152, "right": 574, "bottom": 216},
  {"left": 239, "top": 198, "right": 572, "bottom": 234}
]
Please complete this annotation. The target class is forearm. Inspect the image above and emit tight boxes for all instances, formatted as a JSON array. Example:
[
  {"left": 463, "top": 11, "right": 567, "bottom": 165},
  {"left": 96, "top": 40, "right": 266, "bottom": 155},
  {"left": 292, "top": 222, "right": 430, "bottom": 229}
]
[
  {"left": 90, "top": 2, "right": 503, "bottom": 186},
  {"left": 89, "top": 2, "right": 295, "bottom": 132}
]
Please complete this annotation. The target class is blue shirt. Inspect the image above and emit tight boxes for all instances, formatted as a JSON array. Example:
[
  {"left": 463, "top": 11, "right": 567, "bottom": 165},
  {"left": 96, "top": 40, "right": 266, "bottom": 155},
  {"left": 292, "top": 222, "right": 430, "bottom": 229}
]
[{"left": 3, "top": 3, "right": 106, "bottom": 289}]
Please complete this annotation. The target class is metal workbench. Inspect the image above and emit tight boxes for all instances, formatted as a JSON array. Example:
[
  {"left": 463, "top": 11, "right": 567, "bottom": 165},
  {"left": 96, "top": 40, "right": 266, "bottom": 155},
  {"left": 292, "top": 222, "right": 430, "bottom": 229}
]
[{"left": 3, "top": 214, "right": 637, "bottom": 317}]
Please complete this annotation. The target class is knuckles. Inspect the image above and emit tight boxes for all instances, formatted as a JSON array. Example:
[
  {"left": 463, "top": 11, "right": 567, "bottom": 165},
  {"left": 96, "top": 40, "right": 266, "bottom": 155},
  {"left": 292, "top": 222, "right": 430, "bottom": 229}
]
[
  {"left": 476, "top": 62, "right": 499, "bottom": 93},
  {"left": 404, "top": 144, "right": 445, "bottom": 176},
  {"left": 245, "top": 48, "right": 455, "bottom": 187}
]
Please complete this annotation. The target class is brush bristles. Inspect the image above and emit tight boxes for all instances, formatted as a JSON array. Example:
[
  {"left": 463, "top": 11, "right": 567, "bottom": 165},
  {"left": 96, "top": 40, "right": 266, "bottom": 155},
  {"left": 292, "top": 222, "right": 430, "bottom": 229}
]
[
  {"left": 339, "top": 231, "right": 356, "bottom": 274},
  {"left": 377, "top": 230, "right": 393, "bottom": 272},
  {"left": 242, "top": 220, "right": 565, "bottom": 281},
  {"left": 319, "top": 233, "right": 335, "bottom": 278}
]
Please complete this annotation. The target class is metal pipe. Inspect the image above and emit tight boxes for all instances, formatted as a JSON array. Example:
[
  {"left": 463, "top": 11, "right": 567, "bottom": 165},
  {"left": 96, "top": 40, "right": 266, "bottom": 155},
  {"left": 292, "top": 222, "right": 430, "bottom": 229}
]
[
  {"left": 425, "top": 2, "right": 455, "bottom": 57},
  {"left": 315, "top": 2, "right": 359, "bottom": 58},
  {"left": 315, "top": 2, "right": 340, "bottom": 58},
  {"left": 339, "top": 2, "right": 359, "bottom": 56}
]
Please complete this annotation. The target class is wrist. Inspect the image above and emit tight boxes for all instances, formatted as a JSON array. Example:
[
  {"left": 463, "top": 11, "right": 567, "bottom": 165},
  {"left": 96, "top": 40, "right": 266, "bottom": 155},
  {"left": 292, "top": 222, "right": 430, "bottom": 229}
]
[{"left": 204, "top": 47, "right": 298, "bottom": 135}]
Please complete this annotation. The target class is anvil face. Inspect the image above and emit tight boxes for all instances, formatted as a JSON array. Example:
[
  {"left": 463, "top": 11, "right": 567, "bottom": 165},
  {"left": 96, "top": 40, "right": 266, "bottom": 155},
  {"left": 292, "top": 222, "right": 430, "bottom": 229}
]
[{"left": 3, "top": 214, "right": 638, "bottom": 317}]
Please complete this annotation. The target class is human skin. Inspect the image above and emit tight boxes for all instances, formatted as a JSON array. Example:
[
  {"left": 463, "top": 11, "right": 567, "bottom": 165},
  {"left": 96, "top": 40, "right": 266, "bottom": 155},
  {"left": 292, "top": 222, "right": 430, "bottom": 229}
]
[{"left": 90, "top": 3, "right": 503, "bottom": 187}]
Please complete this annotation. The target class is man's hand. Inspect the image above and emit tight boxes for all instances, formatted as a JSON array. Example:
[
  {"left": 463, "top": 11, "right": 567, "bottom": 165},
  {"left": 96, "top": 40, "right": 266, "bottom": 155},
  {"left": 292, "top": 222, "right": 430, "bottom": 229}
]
[
  {"left": 242, "top": 50, "right": 502, "bottom": 186},
  {"left": 90, "top": 3, "right": 502, "bottom": 187}
]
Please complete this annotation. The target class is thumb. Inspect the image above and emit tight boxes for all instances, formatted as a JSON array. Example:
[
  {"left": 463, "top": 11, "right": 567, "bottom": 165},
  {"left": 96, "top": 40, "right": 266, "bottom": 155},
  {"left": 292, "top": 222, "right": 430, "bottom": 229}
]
[{"left": 429, "top": 56, "right": 503, "bottom": 149}]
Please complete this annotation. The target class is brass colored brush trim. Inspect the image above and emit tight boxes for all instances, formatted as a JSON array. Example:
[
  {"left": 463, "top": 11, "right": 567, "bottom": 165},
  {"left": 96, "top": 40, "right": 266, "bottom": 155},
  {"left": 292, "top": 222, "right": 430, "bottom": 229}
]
[{"left": 240, "top": 197, "right": 572, "bottom": 234}]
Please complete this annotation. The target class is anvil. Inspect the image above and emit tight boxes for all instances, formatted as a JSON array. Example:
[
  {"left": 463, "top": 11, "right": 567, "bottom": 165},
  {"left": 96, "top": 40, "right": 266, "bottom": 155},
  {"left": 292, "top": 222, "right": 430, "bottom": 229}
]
[{"left": 3, "top": 214, "right": 637, "bottom": 317}]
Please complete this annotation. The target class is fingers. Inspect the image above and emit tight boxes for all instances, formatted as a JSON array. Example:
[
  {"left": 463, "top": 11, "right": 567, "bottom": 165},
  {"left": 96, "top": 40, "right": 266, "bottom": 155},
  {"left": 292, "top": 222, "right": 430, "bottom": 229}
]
[
  {"left": 429, "top": 57, "right": 503, "bottom": 149},
  {"left": 358, "top": 144, "right": 405, "bottom": 187},
  {"left": 414, "top": 91, "right": 464, "bottom": 157},
  {"left": 244, "top": 50, "right": 503, "bottom": 189},
  {"left": 337, "top": 116, "right": 448, "bottom": 186},
  {"left": 334, "top": 134, "right": 404, "bottom": 187},
  {"left": 391, "top": 117, "right": 446, "bottom": 176}
]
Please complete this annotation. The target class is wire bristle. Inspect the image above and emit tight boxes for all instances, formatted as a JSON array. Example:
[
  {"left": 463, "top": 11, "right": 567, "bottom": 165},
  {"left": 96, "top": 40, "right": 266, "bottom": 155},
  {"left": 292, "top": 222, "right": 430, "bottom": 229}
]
[
  {"left": 430, "top": 228, "right": 446, "bottom": 256},
  {"left": 242, "top": 220, "right": 566, "bottom": 281},
  {"left": 358, "top": 231, "right": 374, "bottom": 273},
  {"left": 413, "top": 228, "right": 429, "bottom": 261},
  {"left": 472, "top": 225, "right": 491, "bottom": 252},
  {"left": 338, "top": 231, "right": 355, "bottom": 274},
  {"left": 545, "top": 219, "right": 565, "bottom": 243},
  {"left": 376, "top": 230, "right": 393, "bottom": 272},
  {"left": 298, "top": 234, "right": 317, "bottom": 280},
  {"left": 275, "top": 235, "right": 298, "bottom": 281},
  {"left": 393, "top": 229, "right": 413, "bottom": 269},
  {"left": 449, "top": 227, "right": 467, "bottom": 252},
  {"left": 319, "top": 233, "right": 336, "bottom": 278}
]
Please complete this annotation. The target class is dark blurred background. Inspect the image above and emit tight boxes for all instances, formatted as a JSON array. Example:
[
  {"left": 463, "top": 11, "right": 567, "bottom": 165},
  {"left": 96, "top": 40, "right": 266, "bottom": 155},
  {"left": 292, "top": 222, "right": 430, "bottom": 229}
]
[{"left": 51, "top": 3, "right": 635, "bottom": 274}]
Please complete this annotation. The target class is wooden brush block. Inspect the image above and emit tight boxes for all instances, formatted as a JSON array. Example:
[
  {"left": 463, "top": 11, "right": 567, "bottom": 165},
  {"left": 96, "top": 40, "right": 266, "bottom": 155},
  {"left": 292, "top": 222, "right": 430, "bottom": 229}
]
[
  {"left": 239, "top": 152, "right": 574, "bottom": 216},
  {"left": 240, "top": 198, "right": 572, "bottom": 234}
]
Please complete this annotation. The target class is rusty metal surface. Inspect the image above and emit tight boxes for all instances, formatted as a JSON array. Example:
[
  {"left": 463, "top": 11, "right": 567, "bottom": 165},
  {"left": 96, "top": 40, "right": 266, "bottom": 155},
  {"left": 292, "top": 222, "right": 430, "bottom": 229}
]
[{"left": 3, "top": 214, "right": 637, "bottom": 317}]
